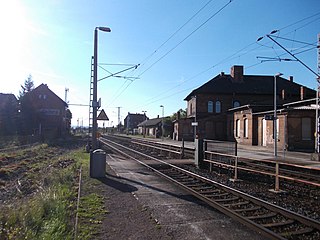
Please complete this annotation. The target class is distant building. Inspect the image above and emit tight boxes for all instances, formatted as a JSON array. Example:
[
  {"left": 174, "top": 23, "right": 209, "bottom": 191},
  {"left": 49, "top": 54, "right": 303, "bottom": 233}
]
[
  {"left": 137, "top": 116, "right": 172, "bottom": 138},
  {"left": 124, "top": 113, "right": 148, "bottom": 134},
  {"left": 20, "top": 83, "right": 71, "bottom": 138},
  {"left": 173, "top": 110, "right": 193, "bottom": 141},
  {"left": 0, "top": 93, "right": 18, "bottom": 135}
]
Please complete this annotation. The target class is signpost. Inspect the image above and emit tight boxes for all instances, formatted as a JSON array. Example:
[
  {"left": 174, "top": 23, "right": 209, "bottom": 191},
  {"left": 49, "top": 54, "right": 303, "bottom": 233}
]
[{"left": 97, "top": 109, "right": 109, "bottom": 120}]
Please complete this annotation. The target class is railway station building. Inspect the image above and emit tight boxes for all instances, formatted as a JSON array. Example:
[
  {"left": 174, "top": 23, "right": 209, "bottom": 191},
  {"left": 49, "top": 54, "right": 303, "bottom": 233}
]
[
  {"left": 176, "top": 65, "right": 316, "bottom": 151},
  {"left": 229, "top": 98, "right": 317, "bottom": 152}
]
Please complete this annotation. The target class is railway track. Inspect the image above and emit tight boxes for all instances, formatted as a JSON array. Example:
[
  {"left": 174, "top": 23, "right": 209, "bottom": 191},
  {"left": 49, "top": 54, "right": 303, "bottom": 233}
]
[
  {"left": 204, "top": 151, "right": 320, "bottom": 187},
  {"left": 106, "top": 135, "right": 320, "bottom": 187},
  {"left": 99, "top": 136, "right": 320, "bottom": 240}
]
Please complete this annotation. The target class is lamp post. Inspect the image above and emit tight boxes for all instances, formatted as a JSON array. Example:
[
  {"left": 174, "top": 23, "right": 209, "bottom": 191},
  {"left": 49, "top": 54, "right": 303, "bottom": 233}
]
[
  {"left": 160, "top": 105, "right": 164, "bottom": 140},
  {"left": 274, "top": 72, "right": 283, "bottom": 192},
  {"left": 142, "top": 110, "right": 147, "bottom": 137},
  {"left": 92, "top": 26, "right": 111, "bottom": 150},
  {"left": 274, "top": 73, "right": 283, "bottom": 157}
]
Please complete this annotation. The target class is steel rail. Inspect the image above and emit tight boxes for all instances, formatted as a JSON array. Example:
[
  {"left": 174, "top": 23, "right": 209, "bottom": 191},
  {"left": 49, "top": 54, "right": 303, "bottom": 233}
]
[
  {"left": 204, "top": 153, "right": 320, "bottom": 187},
  {"left": 99, "top": 137, "right": 320, "bottom": 240}
]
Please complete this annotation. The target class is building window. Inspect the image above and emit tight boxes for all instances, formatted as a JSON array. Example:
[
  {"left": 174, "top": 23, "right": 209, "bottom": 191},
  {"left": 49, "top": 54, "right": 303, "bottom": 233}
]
[
  {"left": 235, "top": 119, "right": 240, "bottom": 137},
  {"left": 302, "top": 118, "right": 311, "bottom": 140},
  {"left": 189, "top": 103, "right": 193, "bottom": 116},
  {"left": 233, "top": 101, "right": 240, "bottom": 108},
  {"left": 215, "top": 101, "right": 221, "bottom": 113},
  {"left": 208, "top": 101, "right": 213, "bottom": 113},
  {"left": 243, "top": 118, "right": 248, "bottom": 138}
]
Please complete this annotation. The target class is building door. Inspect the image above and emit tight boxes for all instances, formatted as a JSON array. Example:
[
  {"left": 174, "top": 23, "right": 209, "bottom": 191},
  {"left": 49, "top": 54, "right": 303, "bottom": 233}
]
[{"left": 262, "top": 119, "right": 267, "bottom": 146}]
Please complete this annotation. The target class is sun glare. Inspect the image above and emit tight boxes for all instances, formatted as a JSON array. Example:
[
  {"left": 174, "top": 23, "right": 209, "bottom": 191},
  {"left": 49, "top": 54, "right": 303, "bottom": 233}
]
[{"left": 0, "top": 0, "right": 29, "bottom": 92}]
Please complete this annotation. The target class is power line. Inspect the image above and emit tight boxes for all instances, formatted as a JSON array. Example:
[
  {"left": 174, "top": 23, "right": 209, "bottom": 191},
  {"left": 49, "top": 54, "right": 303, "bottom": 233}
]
[
  {"left": 109, "top": 5, "right": 319, "bottom": 112},
  {"left": 137, "top": 0, "right": 214, "bottom": 69},
  {"left": 137, "top": 0, "right": 234, "bottom": 78},
  {"left": 106, "top": 0, "right": 231, "bottom": 106}
]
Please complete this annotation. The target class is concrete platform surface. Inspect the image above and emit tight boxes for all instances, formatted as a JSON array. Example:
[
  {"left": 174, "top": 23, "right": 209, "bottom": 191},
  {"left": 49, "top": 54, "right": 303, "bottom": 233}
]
[{"left": 106, "top": 154, "right": 268, "bottom": 240}]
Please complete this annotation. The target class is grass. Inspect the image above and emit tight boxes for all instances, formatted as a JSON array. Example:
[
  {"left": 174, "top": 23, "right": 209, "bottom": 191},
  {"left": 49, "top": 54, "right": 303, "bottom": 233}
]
[
  {"left": 74, "top": 151, "right": 109, "bottom": 240},
  {"left": 0, "top": 179, "right": 75, "bottom": 239},
  {"left": 0, "top": 140, "right": 108, "bottom": 240}
]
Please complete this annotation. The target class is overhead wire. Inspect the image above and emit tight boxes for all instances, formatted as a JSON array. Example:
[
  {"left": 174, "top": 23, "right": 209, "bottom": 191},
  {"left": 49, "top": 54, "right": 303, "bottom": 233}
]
[
  {"left": 107, "top": 0, "right": 233, "bottom": 107},
  {"left": 137, "top": 0, "right": 234, "bottom": 78},
  {"left": 136, "top": 10, "right": 320, "bottom": 109},
  {"left": 137, "top": 0, "right": 214, "bottom": 70},
  {"left": 108, "top": 5, "right": 320, "bottom": 112}
]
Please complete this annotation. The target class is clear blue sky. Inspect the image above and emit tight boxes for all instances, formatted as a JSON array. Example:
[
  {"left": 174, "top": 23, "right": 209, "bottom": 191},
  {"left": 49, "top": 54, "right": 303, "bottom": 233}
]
[{"left": 1, "top": 0, "right": 319, "bottom": 127}]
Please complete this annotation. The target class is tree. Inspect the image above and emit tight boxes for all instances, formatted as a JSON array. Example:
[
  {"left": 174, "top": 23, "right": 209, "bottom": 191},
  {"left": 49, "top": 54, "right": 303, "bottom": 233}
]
[
  {"left": 18, "top": 75, "right": 34, "bottom": 99},
  {"left": 17, "top": 75, "right": 37, "bottom": 135},
  {"left": 65, "top": 109, "right": 72, "bottom": 133},
  {"left": 170, "top": 108, "right": 187, "bottom": 121}
]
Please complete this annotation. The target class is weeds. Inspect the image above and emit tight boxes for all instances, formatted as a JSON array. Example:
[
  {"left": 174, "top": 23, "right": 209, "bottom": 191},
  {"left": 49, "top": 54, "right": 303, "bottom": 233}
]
[
  {"left": 0, "top": 139, "right": 107, "bottom": 240},
  {"left": 0, "top": 142, "right": 85, "bottom": 240}
]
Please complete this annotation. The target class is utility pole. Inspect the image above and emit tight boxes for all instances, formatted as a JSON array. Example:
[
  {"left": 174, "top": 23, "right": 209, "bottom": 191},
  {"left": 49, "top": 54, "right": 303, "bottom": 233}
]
[
  {"left": 65, "top": 88, "right": 69, "bottom": 103},
  {"left": 117, "top": 107, "right": 122, "bottom": 132},
  {"left": 316, "top": 33, "right": 320, "bottom": 153}
]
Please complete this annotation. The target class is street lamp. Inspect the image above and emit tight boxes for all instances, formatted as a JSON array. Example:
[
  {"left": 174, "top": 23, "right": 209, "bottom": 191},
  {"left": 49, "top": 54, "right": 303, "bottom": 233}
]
[
  {"left": 274, "top": 72, "right": 283, "bottom": 192},
  {"left": 92, "top": 26, "right": 111, "bottom": 150},
  {"left": 274, "top": 72, "right": 283, "bottom": 157},
  {"left": 142, "top": 110, "right": 147, "bottom": 137},
  {"left": 160, "top": 105, "right": 164, "bottom": 140}
]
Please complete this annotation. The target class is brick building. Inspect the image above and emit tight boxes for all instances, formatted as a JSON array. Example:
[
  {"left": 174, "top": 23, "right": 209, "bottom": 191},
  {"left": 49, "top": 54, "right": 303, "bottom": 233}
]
[
  {"left": 124, "top": 113, "right": 147, "bottom": 134},
  {"left": 230, "top": 98, "right": 317, "bottom": 151},
  {"left": 20, "top": 84, "right": 71, "bottom": 138},
  {"left": 0, "top": 93, "right": 18, "bottom": 135},
  {"left": 180, "top": 65, "right": 315, "bottom": 143}
]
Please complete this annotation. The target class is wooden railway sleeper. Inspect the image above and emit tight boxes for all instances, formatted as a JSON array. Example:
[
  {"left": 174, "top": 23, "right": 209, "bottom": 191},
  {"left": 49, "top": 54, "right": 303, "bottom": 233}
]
[
  {"left": 204, "top": 192, "right": 229, "bottom": 198},
  {"left": 247, "top": 212, "right": 277, "bottom": 220},
  {"left": 198, "top": 189, "right": 221, "bottom": 194},
  {"left": 184, "top": 182, "right": 207, "bottom": 188},
  {"left": 262, "top": 219, "right": 295, "bottom": 228},
  {"left": 222, "top": 200, "right": 250, "bottom": 208},
  {"left": 234, "top": 206, "right": 262, "bottom": 213},
  {"left": 280, "top": 227, "right": 314, "bottom": 238},
  {"left": 192, "top": 186, "right": 215, "bottom": 191},
  {"left": 214, "top": 196, "right": 239, "bottom": 203}
]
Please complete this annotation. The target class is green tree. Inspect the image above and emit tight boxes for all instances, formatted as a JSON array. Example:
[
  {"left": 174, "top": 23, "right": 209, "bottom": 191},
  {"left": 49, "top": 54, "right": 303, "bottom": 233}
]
[
  {"left": 17, "top": 75, "right": 37, "bottom": 135},
  {"left": 19, "top": 75, "right": 34, "bottom": 99},
  {"left": 170, "top": 108, "right": 187, "bottom": 121}
]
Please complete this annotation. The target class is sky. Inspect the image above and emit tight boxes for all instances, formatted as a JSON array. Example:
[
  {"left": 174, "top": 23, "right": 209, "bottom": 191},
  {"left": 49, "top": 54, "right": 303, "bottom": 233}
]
[{"left": 1, "top": 0, "right": 319, "bottom": 128}]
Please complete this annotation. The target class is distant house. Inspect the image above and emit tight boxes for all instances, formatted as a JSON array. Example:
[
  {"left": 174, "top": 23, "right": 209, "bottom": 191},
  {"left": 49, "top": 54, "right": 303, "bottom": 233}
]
[
  {"left": 172, "top": 110, "right": 193, "bottom": 141},
  {"left": 137, "top": 116, "right": 172, "bottom": 138},
  {"left": 124, "top": 113, "right": 147, "bottom": 134},
  {"left": 20, "top": 83, "right": 71, "bottom": 138},
  {"left": 182, "top": 65, "right": 315, "bottom": 141},
  {"left": 0, "top": 93, "right": 18, "bottom": 135}
]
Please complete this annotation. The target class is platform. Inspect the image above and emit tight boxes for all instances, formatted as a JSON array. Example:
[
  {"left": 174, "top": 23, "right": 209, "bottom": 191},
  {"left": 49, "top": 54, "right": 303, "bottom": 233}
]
[{"left": 105, "top": 153, "right": 267, "bottom": 240}]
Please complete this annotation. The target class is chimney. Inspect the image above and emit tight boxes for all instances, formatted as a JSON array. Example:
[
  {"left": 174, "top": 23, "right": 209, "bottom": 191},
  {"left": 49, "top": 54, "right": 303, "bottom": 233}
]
[
  {"left": 177, "top": 111, "right": 181, "bottom": 120},
  {"left": 220, "top": 71, "right": 225, "bottom": 76},
  {"left": 300, "top": 86, "right": 306, "bottom": 100},
  {"left": 157, "top": 115, "right": 159, "bottom": 119},
  {"left": 289, "top": 76, "right": 293, "bottom": 82},
  {"left": 231, "top": 65, "right": 244, "bottom": 82}
]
